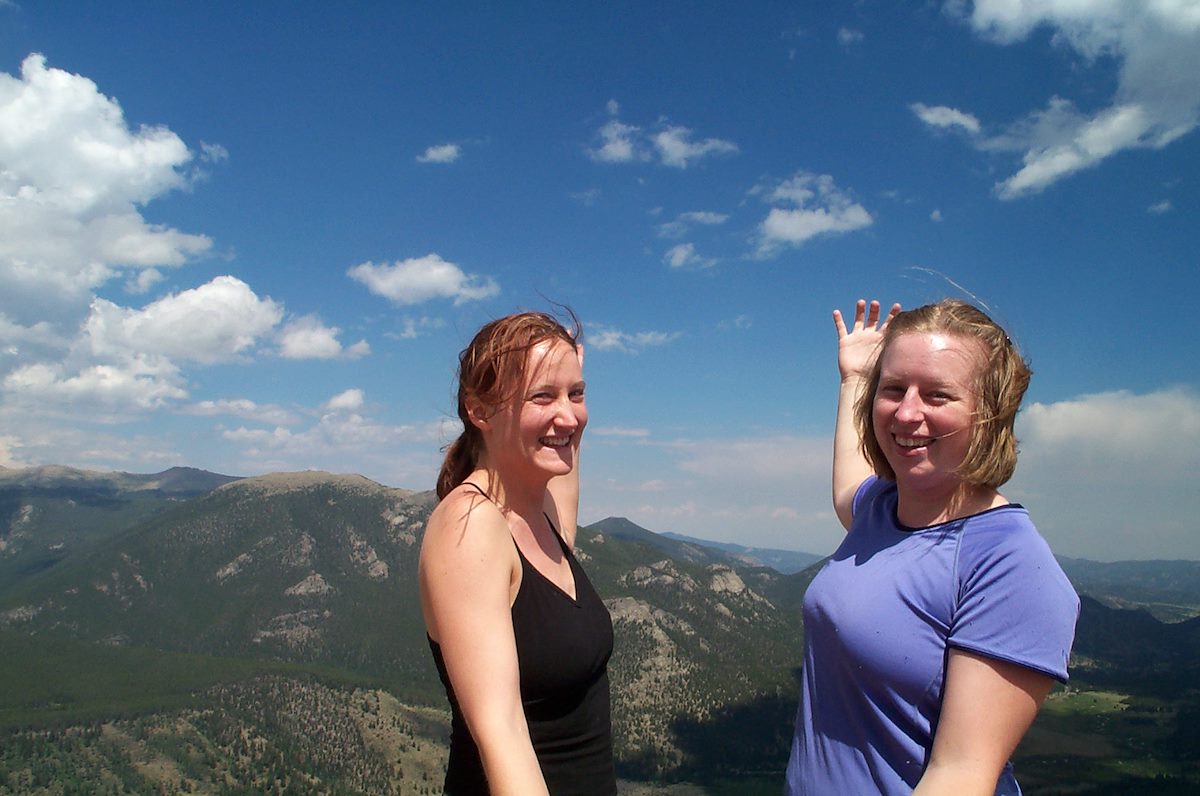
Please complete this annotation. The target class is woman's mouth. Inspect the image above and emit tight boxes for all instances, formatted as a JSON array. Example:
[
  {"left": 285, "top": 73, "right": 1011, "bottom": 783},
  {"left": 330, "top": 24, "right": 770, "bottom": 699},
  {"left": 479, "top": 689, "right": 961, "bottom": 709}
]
[
  {"left": 539, "top": 434, "right": 572, "bottom": 448},
  {"left": 894, "top": 435, "right": 933, "bottom": 449}
]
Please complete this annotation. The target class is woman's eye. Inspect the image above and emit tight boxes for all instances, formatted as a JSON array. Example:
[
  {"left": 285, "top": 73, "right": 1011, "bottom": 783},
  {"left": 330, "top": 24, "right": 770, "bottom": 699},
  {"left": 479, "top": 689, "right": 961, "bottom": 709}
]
[{"left": 570, "top": 389, "right": 585, "bottom": 401}]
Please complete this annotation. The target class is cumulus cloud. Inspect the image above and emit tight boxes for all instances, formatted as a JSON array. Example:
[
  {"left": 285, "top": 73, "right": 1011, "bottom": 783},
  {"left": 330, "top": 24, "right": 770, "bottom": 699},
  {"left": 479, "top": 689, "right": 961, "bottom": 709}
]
[
  {"left": 277, "top": 315, "right": 369, "bottom": 360},
  {"left": 932, "top": 2, "right": 1200, "bottom": 198},
  {"left": 1009, "top": 388, "right": 1200, "bottom": 560},
  {"left": 3, "top": 359, "right": 188, "bottom": 411},
  {"left": 324, "top": 388, "right": 365, "bottom": 413},
  {"left": 587, "top": 325, "right": 681, "bottom": 353},
  {"left": 587, "top": 102, "right": 738, "bottom": 168},
  {"left": 752, "top": 171, "right": 873, "bottom": 257},
  {"left": 663, "top": 242, "right": 717, "bottom": 270},
  {"left": 588, "top": 118, "right": 646, "bottom": 163},
  {"left": 82, "top": 276, "right": 282, "bottom": 365},
  {"left": 417, "top": 143, "right": 461, "bottom": 164},
  {"left": 0, "top": 54, "right": 211, "bottom": 327},
  {"left": 911, "top": 102, "right": 982, "bottom": 135},
  {"left": 652, "top": 126, "right": 738, "bottom": 168},
  {"left": 348, "top": 253, "right": 499, "bottom": 306}
]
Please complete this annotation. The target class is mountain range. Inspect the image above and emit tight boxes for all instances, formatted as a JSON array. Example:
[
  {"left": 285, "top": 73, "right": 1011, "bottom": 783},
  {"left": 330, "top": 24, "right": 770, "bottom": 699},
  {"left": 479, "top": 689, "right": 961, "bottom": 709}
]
[{"left": 1, "top": 465, "right": 1197, "bottom": 794}]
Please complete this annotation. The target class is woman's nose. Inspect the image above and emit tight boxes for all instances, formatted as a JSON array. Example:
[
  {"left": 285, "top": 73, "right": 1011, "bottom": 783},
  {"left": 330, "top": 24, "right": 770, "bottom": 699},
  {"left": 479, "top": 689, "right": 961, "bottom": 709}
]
[{"left": 894, "top": 389, "right": 923, "bottom": 422}]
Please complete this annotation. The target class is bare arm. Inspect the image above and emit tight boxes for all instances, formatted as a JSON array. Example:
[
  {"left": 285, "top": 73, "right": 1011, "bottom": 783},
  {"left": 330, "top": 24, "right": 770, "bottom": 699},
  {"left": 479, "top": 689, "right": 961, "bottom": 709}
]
[
  {"left": 419, "top": 495, "right": 549, "bottom": 796},
  {"left": 832, "top": 300, "right": 899, "bottom": 530},
  {"left": 913, "top": 649, "right": 1054, "bottom": 796}
]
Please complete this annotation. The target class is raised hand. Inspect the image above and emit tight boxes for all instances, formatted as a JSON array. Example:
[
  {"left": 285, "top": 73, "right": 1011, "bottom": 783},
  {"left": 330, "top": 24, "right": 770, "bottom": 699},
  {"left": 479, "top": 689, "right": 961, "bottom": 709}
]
[{"left": 833, "top": 299, "right": 901, "bottom": 383}]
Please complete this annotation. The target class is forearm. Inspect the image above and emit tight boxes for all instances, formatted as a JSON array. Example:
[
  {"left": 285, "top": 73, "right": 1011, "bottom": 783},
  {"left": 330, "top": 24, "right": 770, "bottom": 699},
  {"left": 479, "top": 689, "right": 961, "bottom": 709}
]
[
  {"left": 832, "top": 375, "right": 871, "bottom": 529},
  {"left": 476, "top": 726, "right": 549, "bottom": 796},
  {"left": 913, "top": 763, "right": 1002, "bottom": 796}
]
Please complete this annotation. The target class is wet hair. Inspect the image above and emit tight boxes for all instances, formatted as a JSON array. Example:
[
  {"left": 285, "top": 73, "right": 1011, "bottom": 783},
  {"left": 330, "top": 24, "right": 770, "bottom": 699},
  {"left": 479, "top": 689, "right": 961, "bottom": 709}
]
[
  {"left": 856, "top": 299, "right": 1032, "bottom": 489},
  {"left": 436, "top": 309, "right": 581, "bottom": 499}
]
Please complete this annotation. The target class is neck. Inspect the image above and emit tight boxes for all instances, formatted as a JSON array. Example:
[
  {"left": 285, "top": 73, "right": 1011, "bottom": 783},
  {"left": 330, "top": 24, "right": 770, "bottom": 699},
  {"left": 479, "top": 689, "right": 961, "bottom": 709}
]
[
  {"left": 467, "top": 461, "right": 548, "bottom": 520},
  {"left": 895, "top": 482, "right": 1004, "bottom": 528}
]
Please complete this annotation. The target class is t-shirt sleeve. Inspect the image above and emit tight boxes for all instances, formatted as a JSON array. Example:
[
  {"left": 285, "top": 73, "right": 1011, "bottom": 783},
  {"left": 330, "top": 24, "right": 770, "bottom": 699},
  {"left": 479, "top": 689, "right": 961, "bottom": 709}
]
[
  {"left": 850, "top": 475, "right": 883, "bottom": 517},
  {"left": 948, "top": 514, "right": 1080, "bottom": 682}
]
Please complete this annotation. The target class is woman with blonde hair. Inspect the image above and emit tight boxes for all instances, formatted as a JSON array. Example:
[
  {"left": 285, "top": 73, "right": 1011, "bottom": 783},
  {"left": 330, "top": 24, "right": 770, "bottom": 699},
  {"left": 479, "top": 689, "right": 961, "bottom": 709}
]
[
  {"left": 419, "top": 310, "right": 616, "bottom": 796},
  {"left": 785, "top": 298, "right": 1079, "bottom": 795}
]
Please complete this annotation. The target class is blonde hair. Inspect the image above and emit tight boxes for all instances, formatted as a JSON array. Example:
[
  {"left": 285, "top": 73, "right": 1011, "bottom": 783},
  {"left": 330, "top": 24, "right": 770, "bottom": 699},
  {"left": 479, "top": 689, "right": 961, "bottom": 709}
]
[
  {"left": 436, "top": 310, "right": 581, "bottom": 499},
  {"left": 856, "top": 299, "right": 1031, "bottom": 488}
]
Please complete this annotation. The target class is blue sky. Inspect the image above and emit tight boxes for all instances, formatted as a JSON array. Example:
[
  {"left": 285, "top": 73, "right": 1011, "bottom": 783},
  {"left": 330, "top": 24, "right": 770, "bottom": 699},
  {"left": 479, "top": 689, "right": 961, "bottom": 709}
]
[{"left": 2, "top": 1, "right": 1198, "bottom": 562}]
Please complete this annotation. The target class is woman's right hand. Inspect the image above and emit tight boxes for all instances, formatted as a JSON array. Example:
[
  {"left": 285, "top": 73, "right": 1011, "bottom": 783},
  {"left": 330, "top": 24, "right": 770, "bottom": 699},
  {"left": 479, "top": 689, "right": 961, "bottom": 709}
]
[
  {"left": 831, "top": 299, "right": 899, "bottom": 531},
  {"left": 833, "top": 299, "right": 900, "bottom": 383}
]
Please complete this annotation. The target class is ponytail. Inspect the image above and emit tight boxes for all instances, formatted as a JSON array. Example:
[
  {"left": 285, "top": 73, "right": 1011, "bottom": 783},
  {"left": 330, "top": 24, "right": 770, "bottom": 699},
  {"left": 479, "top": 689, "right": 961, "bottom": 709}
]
[{"left": 437, "top": 423, "right": 482, "bottom": 499}]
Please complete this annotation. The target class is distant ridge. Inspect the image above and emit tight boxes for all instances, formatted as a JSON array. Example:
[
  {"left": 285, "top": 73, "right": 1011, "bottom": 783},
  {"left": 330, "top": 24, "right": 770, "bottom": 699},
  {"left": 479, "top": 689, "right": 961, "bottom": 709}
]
[
  {"left": 0, "top": 464, "right": 241, "bottom": 496},
  {"left": 661, "top": 531, "right": 823, "bottom": 575}
]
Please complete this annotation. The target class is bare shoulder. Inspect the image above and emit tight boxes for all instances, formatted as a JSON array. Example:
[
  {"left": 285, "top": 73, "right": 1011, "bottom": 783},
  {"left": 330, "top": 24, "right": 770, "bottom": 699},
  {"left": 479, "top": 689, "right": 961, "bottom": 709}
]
[{"left": 423, "top": 485, "right": 510, "bottom": 558}]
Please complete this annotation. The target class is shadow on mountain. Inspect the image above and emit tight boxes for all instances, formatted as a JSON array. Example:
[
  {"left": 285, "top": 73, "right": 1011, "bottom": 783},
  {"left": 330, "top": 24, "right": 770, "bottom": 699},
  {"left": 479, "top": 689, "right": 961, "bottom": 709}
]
[{"left": 656, "top": 667, "right": 802, "bottom": 787}]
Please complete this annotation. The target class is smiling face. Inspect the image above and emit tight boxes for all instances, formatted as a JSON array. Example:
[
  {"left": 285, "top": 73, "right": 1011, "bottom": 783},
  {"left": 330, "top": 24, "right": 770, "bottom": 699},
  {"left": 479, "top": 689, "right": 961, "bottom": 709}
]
[
  {"left": 872, "top": 332, "right": 983, "bottom": 505},
  {"left": 478, "top": 338, "right": 587, "bottom": 483}
]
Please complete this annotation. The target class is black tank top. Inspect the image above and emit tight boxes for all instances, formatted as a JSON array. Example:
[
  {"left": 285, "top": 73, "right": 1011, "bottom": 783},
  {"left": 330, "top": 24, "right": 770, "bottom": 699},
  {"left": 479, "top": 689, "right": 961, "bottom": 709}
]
[{"left": 428, "top": 489, "right": 616, "bottom": 795}]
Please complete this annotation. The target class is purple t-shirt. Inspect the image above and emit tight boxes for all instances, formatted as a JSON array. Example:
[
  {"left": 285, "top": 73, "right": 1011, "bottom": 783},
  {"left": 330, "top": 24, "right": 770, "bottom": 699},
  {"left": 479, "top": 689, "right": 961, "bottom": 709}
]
[{"left": 785, "top": 476, "right": 1079, "bottom": 795}]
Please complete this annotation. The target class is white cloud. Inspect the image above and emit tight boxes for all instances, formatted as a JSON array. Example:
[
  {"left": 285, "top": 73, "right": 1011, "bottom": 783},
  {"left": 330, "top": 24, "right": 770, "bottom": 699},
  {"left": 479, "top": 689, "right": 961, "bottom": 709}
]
[
  {"left": 221, "top": 412, "right": 446, "bottom": 485},
  {"left": 663, "top": 242, "right": 717, "bottom": 270},
  {"left": 184, "top": 398, "right": 299, "bottom": 426},
  {"left": 658, "top": 210, "right": 729, "bottom": 238},
  {"left": 126, "top": 267, "right": 164, "bottom": 295},
  {"left": 941, "top": 1, "right": 1200, "bottom": 198},
  {"left": 417, "top": 143, "right": 461, "bottom": 164},
  {"left": 931, "top": 209, "right": 944, "bottom": 222},
  {"left": 1147, "top": 199, "right": 1173, "bottom": 214},
  {"left": 587, "top": 104, "right": 738, "bottom": 168},
  {"left": 1009, "top": 388, "right": 1200, "bottom": 560},
  {"left": 588, "top": 118, "right": 646, "bottom": 163},
  {"left": 199, "top": 141, "right": 229, "bottom": 163},
  {"left": 387, "top": 316, "right": 445, "bottom": 340},
  {"left": 3, "top": 359, "right": 187, "bottom": 411},
  {"left": 652, "top": 125, "right": 738, "bottom": 169},
  {"left": 838, "top": 27, "right": 864, "bottom": 47},
  {"left": 587, "top": 325, "right": 681, "bottom": 353},
  {"left": 0, "top": 434, "right": 28, "bottom": 468},
  {"left": 83, "top": 276, "right": 283, "bottom": 365},
  {"left": 752, "top": 171, "right": 873, "bottom": 257},
  {"left": 348, "top": 253, "right": 499, "bottom": 306},
  {"left": 0, "top": 54, "right": 211, "bottom": 327},
  {"left": 324, "top": 388, "right": 364, "bottom": 413},
  {"left": 910, "top": 102, "right": 982, "bottom": 135},
  {"left": 277, "top": 315, "right": 369, "bottom": 360},
  {"left": 717, "top": 314, "right": 752, "bottom": 331}
]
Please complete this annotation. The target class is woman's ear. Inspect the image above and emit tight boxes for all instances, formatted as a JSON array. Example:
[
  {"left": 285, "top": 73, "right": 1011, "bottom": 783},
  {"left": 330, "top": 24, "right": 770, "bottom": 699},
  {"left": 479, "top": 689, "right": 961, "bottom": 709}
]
[{"left": 465, "top": 399, "right": 491, "bottom": 431}]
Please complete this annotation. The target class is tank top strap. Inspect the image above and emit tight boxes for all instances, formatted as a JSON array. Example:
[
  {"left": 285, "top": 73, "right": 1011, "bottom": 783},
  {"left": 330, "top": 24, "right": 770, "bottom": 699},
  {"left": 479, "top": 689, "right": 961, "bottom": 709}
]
[
  {"left": 461, "top": 480, "right": 488, "bottom": 498},
  {"left": 543, "top": 512, "right": 573, "bottom": 557}
]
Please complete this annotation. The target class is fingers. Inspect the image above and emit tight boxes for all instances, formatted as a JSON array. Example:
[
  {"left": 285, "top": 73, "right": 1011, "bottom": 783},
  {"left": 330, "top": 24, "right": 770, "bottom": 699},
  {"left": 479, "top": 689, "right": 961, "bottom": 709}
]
[
  {"left": 837, "top": 299, "right": 897, "bottom": 337},
  {"left": 833, "top": 308, "right": 849, "bottom": 337}
]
